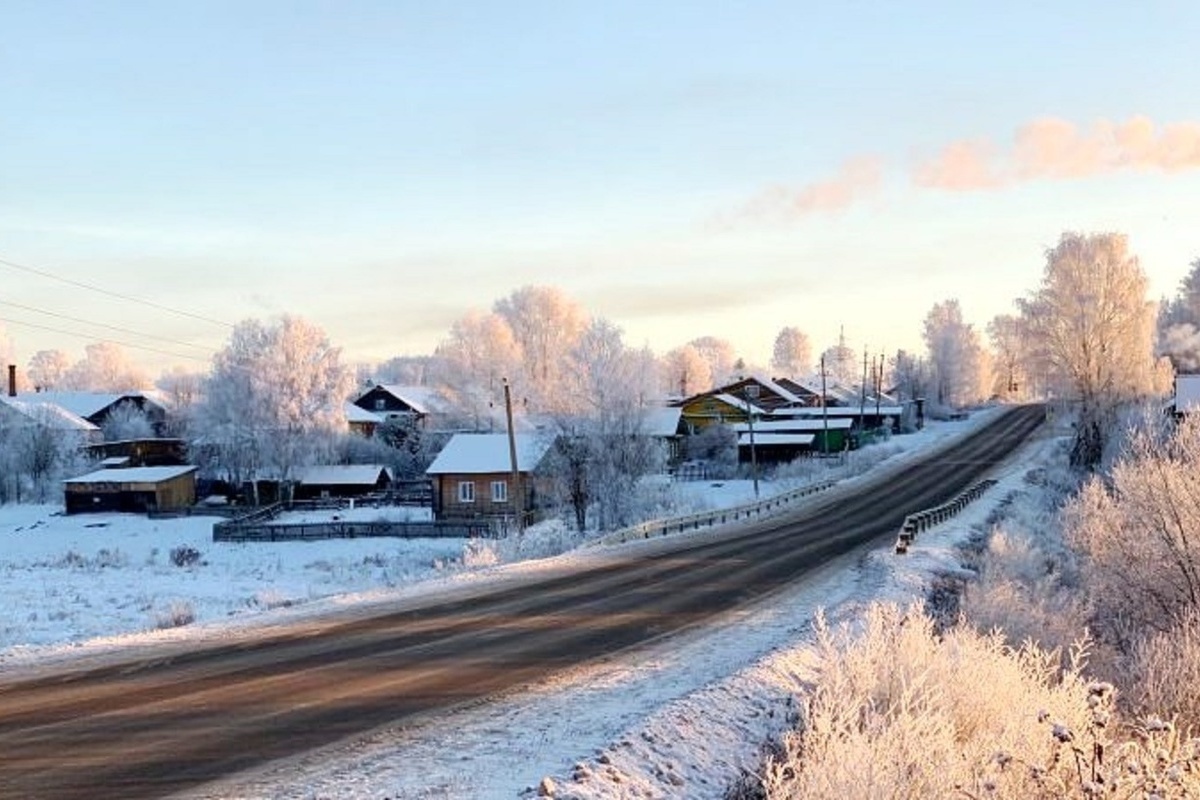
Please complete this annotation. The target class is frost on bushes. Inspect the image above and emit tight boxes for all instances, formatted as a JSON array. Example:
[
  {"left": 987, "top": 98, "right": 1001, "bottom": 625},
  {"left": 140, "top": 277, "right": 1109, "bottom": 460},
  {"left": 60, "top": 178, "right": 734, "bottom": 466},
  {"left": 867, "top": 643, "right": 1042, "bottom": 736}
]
[
  {"left": 1064, "top": 415, "right": 1200, "bottom": 642},
  {"left": 959, "top": 450, "right": 1085, "bottom": 657},
  {"left": 169, "top": 545, "right": 202, "bottom": 568},
  {"left": 153, "top": 600, "right": 195, "bottom": 629},
  {"left": 1129, "top": 606, "right": 1200, "bottom": 731},
  {"left": 763, "top": 603, "right": 1200, "bottom": 799}
]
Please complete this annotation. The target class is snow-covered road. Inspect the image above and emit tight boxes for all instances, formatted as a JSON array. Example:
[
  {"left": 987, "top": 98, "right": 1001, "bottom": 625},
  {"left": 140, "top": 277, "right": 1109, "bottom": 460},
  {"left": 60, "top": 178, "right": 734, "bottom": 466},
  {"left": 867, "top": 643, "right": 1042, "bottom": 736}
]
[{"left": 0, "top": 406, "right": 1048, "bottom": 798}]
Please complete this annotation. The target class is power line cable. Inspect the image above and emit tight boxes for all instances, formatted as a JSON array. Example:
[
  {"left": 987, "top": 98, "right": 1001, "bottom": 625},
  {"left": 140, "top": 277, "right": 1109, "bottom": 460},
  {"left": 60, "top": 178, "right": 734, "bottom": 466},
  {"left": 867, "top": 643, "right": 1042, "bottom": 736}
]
[
  {"left": 0, "top": 255, "right": 234, "bottom": 329},
  {"left": 0, "top": 299, "right": 215, "bottom": 354},
  {"left": 0, "top": 315, "right": 211, "bottom": 364}
]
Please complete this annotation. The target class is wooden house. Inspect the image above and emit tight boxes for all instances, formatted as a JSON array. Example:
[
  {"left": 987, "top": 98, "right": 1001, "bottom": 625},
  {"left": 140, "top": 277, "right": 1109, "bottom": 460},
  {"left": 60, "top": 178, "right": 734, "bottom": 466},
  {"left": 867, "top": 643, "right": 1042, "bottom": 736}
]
[
  {"left": 0, "top": 396, "right": 102, "bottom": 446},
  {"left": 15, "top": 391, "right": 168, "bottom": 435},
  {"left": 425, "top": 433, "right": 552, "bottom": 524},
  {"left": 63, "top": 466, "right": 198, "bottom": 514},
  {"left": 353, "top": 384, "right": 451, "bottom": 429},
  {"left": 344, "top": 402, "right": 384, "bottom": 438},
  {"left": 86, "top": 438, "right": 188, "bottom": 467},
  {"left": 293, "top": 464, "right": 392, "bottom": 500}
]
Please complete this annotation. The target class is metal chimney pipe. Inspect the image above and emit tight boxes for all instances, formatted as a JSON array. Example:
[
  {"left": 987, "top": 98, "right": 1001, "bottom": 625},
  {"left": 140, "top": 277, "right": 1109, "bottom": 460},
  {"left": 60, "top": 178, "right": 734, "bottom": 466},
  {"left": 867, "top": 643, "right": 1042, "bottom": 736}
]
[{"left": 6, "top": 364, "right": 15, "bottom": 397}]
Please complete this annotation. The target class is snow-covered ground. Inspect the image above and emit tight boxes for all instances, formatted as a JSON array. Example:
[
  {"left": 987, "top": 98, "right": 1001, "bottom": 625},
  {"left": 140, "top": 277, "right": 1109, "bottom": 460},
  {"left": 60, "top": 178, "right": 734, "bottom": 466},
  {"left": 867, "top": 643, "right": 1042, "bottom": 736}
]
[{"left": 0, "top": 405, "right": 1039, "bottom": 797}]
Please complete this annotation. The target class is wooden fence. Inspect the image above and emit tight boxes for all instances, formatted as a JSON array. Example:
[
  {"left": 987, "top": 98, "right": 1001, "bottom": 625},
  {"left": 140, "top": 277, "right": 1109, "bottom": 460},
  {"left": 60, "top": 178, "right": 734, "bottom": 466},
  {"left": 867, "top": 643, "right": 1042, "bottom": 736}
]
[
  {"left": 211, "top": 499, "right": 488, "bottom": 543},
  {"left": 212, "top": 518, "right": 490, "bottom": 543}
]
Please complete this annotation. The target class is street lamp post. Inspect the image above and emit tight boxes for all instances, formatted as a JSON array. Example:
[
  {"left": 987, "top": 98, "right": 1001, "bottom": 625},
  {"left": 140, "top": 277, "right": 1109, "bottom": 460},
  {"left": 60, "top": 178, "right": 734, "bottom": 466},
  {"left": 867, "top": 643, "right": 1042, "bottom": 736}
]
[{"left": 744, "top": 383, "right": 760, "bottom": 499}]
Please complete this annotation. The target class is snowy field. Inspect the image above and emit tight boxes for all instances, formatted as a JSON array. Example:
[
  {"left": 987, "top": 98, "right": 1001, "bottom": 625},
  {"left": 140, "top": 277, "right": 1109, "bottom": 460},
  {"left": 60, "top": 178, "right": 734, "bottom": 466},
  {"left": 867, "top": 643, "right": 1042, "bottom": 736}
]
[{"left": 0, "top": 406, "right": 1036, "bottom": 797}]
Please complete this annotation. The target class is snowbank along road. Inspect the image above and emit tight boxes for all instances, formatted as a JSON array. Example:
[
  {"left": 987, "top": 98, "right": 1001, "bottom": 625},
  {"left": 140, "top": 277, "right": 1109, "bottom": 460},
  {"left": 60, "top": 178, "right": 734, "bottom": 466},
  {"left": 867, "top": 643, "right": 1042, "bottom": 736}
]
[{"left": 0, "top": 404, "right": 1045, "bottom": 800}]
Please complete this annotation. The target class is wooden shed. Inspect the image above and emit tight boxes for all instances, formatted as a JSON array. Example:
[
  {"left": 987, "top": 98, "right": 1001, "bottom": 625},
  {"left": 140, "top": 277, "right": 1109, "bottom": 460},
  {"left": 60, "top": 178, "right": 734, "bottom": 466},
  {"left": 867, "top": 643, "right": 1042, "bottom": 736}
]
[
  {"left": 63, "top": 466, "right": 198, "bottom": 514},
  {"left": 293, "top": 464, "right": 392, "bottom": 499}
]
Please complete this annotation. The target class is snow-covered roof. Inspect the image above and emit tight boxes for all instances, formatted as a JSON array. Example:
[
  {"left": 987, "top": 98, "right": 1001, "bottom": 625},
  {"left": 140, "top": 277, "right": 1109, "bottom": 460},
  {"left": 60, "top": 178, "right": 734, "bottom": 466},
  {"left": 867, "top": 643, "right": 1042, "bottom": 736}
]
[
  {"left": 787, "top": 405, "right": 904, "bottom": 418},
  {"left": 344, "top": 402, "right": 383, "bottom": 424},
  {"left": 712, "top": 394, "right": 769, "bottom": 416},
  {"left": 642, "top": 407, "right": 682, "bottom": 437},
  {"left": 0, "top": 397, "right": 100, "bottom": 432},
  {"left": 732, "top": 418, "right": 854, "bottom": 433},
  {"left": 63, "top": 465, "right": 197, "bottom": 484},
  {"left": 745, "top": 374, "right": 807, "bottom": 406},
  {"left": 364, "top": 384, "right": 451, "bottom": 416},
  {"left": 426, "top": 433, "right": 553, "bottom": 475},
  {"left": 295, "top": 464, "right": 391, "bottom": 486},
  {"left": 737, "top": 432, "right": 815, "bottom": 447},
  {"left": 1176, "top": 374, "right": 1200, "bottom": 413},
  {"left": 14, "top": 391, "right": 162, "bottom": 420}
]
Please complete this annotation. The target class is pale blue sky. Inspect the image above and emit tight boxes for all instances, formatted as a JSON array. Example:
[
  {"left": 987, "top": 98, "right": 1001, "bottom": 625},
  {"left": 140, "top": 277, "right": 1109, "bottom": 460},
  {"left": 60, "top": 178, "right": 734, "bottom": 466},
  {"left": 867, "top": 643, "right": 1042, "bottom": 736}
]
[{"left": 3, "top": 1, "right": 1199, "bottom": 373}]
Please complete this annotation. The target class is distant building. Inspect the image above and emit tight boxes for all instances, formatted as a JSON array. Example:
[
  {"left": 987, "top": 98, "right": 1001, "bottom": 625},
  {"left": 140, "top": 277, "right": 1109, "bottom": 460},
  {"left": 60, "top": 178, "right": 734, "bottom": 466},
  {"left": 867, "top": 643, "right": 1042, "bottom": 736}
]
[
  {"left": 293, "top": 464, "right": 392, "bottom": 500},
  {"left": 63, "top": 466, "right": 198, "bottom": 514}
]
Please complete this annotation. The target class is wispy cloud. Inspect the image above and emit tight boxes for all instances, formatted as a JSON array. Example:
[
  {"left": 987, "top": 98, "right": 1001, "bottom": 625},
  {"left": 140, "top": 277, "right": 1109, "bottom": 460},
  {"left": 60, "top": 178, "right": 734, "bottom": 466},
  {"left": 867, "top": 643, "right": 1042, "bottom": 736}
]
[
  {"left": 718, "top": 156, "right": 883, "bottom": 227},
  {"left": 915, "top": 115, "right": 1200, "bottom": 190},
  {"left": 725, "top": 115, "right": 1200, "bottom": 225}
]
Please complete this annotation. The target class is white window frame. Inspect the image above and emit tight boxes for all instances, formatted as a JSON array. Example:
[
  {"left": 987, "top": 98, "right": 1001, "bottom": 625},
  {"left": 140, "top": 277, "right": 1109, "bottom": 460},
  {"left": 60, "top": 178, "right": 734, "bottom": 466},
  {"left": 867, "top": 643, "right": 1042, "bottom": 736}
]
[
  {"left": 491, "top": 480, "right": 508, "bottom": 503},
  {"left": 457, "top": 481, "right": 475, "bottom": 503}
]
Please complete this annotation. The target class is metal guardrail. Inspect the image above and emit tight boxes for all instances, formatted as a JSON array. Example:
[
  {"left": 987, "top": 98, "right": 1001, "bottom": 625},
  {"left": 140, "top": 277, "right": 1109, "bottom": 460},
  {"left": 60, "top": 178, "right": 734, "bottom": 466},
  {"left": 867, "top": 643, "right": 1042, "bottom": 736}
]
[
  {"left": 894, "top": 478, "right": 997, "bottom": 554},
  {"left": 597, "top": 479, "right": 839, "bottom": 546}
]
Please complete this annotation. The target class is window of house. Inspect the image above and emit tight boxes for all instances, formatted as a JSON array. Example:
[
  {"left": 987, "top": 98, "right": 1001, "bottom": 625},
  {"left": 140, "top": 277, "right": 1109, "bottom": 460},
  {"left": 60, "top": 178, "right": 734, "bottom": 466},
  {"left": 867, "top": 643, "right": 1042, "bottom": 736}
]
[
  {"left": 374, "top": 398, "right": 386, "bottom": 411},
  {"left": 491, "top": 480, "right": 508, "bottom": 503},
  {"left": 457, "top": 481, "right": 475, "bottom": 503}
]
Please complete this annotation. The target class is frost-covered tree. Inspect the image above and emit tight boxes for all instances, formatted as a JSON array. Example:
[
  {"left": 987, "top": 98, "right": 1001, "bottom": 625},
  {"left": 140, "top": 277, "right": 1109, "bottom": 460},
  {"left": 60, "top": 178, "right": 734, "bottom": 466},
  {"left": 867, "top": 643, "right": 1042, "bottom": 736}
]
[
  {"left": 374, "top": 355, "right": 435, "bottom": 386},
  {"left": 432, "top": 309, "right": 523, "bottom": 429},
  {"left": 1065, "top": 415, "right": 1200, "bottom": 642},
  {"left": 549, "top": 319, "right": 666, "bottom": 532},
  {"left": 923, "top": 299, "right": 987, "bottom": 408},
  {"left": 156, "top": 366, "right": 205, "bottom": 436},
  {"left": 100, "top": 401, "right": 156, "bottom": 441},
  {"left": 987, "top": 314, "right": 1029, "bottom": 398},
  {"left": 820, "top": 331, "right": 858, "bottom": 388},
  {"left": 1019, "top": 232, "right": 1158, "bottom": 467},
  {"left": 1157, "top": 257, "right": 1200, "bottom": 371},
  {"left": 191, "top": 316, "right": 354, "bottom": 497},
  {"left": 687, "top": 336, "right": 738, "bottom": 387},
  {"left": 663, "top": 344, "right": 713, "bottom": 397},
  {"left": 493, "top": 285, "right": 588, "bottom": 409},
  {"left": 62, "top": 342, "right": 149, "bottom": 391},
  {"left": 771, "top": 327, "right": 813, "bottom": 378},
  {"left": 27, "top": 349, "right": 71, "bottom": 392},
  {"left": 0, "top": 408, "right": 90, "bottom": 503}
]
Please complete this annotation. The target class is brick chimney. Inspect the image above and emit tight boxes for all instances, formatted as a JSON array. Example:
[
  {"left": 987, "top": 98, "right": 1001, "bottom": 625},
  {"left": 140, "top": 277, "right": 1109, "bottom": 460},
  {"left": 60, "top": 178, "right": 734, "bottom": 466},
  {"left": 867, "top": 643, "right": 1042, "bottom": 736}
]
[{"left": 7, "top": 364, "right": 15, "bottom": 397}]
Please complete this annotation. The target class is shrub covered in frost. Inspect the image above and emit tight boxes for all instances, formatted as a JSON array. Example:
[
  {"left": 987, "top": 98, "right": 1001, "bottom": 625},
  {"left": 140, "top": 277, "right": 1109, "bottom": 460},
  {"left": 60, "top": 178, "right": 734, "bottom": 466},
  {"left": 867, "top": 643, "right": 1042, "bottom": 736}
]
[{"left": 763, "top": 603, "right": 1200, "bottom": 799}]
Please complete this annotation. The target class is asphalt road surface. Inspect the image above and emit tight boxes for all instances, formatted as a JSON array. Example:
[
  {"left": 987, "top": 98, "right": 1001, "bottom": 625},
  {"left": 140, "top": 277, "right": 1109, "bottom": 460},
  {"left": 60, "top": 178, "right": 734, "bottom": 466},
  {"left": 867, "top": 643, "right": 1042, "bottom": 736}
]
[{"left": 0, "top": 404, "right": 1045, "bottom": 799}]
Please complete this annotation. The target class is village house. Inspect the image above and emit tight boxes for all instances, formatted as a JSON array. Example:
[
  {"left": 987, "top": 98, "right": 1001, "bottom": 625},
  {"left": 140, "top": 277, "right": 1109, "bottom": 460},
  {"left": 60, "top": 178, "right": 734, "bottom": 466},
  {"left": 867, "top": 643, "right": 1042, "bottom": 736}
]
[{"left": 425, "top": 433, "right": 552, "bottom": 525}]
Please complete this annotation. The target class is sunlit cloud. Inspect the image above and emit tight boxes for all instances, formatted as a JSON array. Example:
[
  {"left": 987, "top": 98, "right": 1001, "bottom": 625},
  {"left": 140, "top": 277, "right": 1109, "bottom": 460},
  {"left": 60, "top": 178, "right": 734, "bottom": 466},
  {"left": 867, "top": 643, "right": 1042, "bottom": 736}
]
[
  {"left": 916, "top": 115, "right": 1200, "bottom": 190},
  {"left": 717, "top": 156, "right": 884, "bottom": 227},
  {"left": 912, "top": 139, "right": 1003, "bottom": 190}
]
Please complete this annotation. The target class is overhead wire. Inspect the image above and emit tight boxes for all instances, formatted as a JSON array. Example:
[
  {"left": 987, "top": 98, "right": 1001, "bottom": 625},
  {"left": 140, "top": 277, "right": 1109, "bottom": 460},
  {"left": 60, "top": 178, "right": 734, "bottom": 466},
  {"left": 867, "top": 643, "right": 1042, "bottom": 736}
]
[
  {"left": 0, "top": 299, "right": 214, "bottom": 354},
  {"left": 0, "top": 315, "right": 211, "bottom": 364},
  {"left": 0, "top": 255, "right": 234, "bottom": 329}
]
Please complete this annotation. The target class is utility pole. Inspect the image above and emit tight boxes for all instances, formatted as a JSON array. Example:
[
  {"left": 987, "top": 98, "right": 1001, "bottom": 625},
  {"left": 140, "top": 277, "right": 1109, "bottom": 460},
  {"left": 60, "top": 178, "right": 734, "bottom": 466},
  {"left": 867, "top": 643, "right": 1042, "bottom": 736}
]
[
  {"left": 502, "top": 378, "right": 523, "bottom": 534},
  {"left": 820, "top": 354, "right": 829, "bottom": 458},
  {"left": 875, "top": 351, "right": 884, "bottom": 417},
  {"left": 744, "top": 382, "right": 760, "bottom": 499},
  {"left": 859, "top": 348, "right": 868, "bottom": 433}
]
